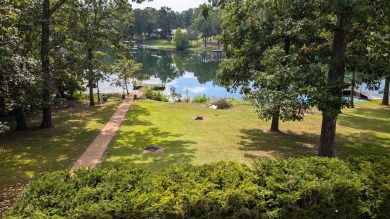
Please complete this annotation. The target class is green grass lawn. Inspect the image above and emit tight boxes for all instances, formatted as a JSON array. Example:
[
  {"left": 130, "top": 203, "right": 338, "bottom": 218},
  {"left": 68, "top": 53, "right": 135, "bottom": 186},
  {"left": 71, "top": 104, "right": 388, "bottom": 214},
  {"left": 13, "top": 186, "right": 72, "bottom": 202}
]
[
  {"left": 0, "top": 100, "right": 120, "bottom": 207},
  {"left": 142, "top": 39, "right": 174, "bottom": 47},
  {"left": 142, "top": 39, "right": 221, "bottom": 52},
  {"left": 102, "top": 99, "right": 390, "bottom": 171}
]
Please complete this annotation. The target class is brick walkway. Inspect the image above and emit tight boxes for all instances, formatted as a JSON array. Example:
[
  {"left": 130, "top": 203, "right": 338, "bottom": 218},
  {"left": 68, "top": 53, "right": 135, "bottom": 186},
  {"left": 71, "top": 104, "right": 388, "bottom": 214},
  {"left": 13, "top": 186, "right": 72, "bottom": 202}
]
[{"left": 71, "top": 93, "right": 141, "bottom": 170}]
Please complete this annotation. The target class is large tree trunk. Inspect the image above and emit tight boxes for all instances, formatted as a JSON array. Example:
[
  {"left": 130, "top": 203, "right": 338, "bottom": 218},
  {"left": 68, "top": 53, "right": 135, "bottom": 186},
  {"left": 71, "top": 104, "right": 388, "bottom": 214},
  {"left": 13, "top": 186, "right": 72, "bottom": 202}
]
[
  {"left": 11, "top": 84, "right": 27, "bottom": 131},
  {"left": 349, "top": 71, "right": 355, "bottom": 108},
  {"left": 319, "top": 114, "right": 336, "bottom": 157},
  {"left": 87, "top": 49, "right": 95, "bottom": 106},
  {"left": 40, "top": 0, "right": 53, "bottom": 128},
  {"left": 269, "top": 39, "right": 291, "bottom": 132},
  {"left": 381, "top": 77, "right": 389, "bottom": 105},
  {"left": 270, "top": 110, "right": 280, "bottom": 132},
  {"left": 318, "top": 13, "right": 347, "bottom": 157},
  {"left": 14, "top": 106, "right": 27, "bottom": 131},
  {"left": 0, "top": 95, "right": 5, "bottom": 119},
  {"left": 204, "top": 37, "right": 207, "bottom": 47}
]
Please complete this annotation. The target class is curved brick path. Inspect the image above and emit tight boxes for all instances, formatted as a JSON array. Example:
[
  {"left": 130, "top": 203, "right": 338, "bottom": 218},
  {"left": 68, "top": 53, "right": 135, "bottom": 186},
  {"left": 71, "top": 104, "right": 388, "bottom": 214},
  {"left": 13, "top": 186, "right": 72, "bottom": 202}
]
[{"left": 71, "top": 93, "right": 141, "bottom": 170}]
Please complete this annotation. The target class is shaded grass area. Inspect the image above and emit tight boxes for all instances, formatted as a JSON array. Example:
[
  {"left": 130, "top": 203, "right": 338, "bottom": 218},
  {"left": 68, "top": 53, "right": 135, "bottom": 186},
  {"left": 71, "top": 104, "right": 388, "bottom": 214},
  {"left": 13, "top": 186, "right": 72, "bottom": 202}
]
[
  {"left": 103, "top": 100, "right": 390, "bottom": 171},
  {"left": 0, "top": 100, "right": 121, "bottom": 207}
]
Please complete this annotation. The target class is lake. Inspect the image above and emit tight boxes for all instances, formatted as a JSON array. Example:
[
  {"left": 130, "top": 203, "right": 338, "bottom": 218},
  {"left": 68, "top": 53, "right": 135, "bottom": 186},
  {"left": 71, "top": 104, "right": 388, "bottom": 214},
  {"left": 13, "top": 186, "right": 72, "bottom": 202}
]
[
  {"left": 99, "top": 49, "right": 241, "bottom": 99},
  {"left": 98, "top": 49, "right": 383, "bottom": 101}
]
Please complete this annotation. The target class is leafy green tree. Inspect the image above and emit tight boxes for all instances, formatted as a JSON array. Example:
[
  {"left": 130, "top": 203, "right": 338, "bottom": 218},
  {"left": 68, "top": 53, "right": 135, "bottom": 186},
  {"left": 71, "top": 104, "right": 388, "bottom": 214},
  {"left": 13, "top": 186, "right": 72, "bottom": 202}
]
[
  {"left": 133, "top": 9, "right": 146, "bottom": 43},
  {"left": 213, "top": 0, "right": 385, "bottom": 157},
  {"left": 186, "top": 28, "right": 199, "bottom": 45},
  {"left": 191, "top": 5, "right": 213, "bottom": 47},
  {"left": 143, "top": 7, "right": 158, "bottom": 38},
  {"left": 1, "top": 0, "right": 41, "bottom": 131},
  {"left": 178, "top": 8, "right": 195, "bottom": 28},
  {"left": 40, "top": 0, "right": 69, "bottom": 128},
  {"left": 217, "top": 0, "right": 320, "bottom": 132},
  {"left": 157, "top": 7, "right": 177, "bottom": 39},
  {"left": 51, "top": 2, "right": 85, "bottom": 99},
  {"left": 191, "top": 5, "right": 221, "bottom": 47},
  {"left": 172, "top": 28, "right": 189, "bottom": 50},
  {"left": 72, "top": 0, "right": 133, "bottom": 106},
  {"left": 113, "top": 57, "right": 143, "bottom": 95},
  {"left": 362, "top": 0, "right": 389, "bottom": 106}
]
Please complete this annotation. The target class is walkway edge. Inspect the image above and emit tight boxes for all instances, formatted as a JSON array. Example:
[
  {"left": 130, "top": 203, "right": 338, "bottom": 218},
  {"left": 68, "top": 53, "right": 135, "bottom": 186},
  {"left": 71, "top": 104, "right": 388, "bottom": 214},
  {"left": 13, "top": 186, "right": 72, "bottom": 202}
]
[{"left": 70, "top": 92, "right": 142, "bottom": 170}]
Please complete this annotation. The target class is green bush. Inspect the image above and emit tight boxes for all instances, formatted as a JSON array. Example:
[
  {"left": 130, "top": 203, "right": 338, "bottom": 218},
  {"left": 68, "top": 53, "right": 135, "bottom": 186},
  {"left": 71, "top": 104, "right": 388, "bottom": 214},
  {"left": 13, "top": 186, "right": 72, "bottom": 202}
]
[
  {"left": 144, "top": 87, "right": 168, "bottom": 102},
  {"left": 347, "top": 156, "right": 390, "bottom": 218},
  {"left": 8, "top": 157, "right": 390, "bottom": 218},
  {"left": 253, "top": 157, "right": 363, "bottom": 218},
  {"left": 172, "top": 28, "right": 189, "bottom": 50},
  {"left": 191, "top": 94, "right": 210, "bottom": 104}
]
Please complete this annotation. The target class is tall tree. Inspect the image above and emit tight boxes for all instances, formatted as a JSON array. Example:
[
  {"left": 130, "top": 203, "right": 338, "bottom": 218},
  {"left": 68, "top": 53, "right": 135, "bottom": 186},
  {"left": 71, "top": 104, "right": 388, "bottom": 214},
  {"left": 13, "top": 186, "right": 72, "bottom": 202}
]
[
  {"left": 190, "top": 5, "right": 213, "bottom": 47},
  {"left": 315, "top": 0, "right": 386, "bottom": 156},
  {"left": 72, "top": 0, "right": 133, "bottom": 106},
  {"left": 113, "top": 57, "right": 143, "bottom": 95},
  {"left": 40, "top": 0, "right": 68, "bottom": 128},
  {"left": 213, "top": 0, "right": 383, "bottom": 157},
  {"left": 217, "top": 0, "right": 320, "bottom": 132},
  {"left": 172, "top": 28, "right": 189, "bottom": 50},
  {"left": 157, "top": 7, "right": 177, "bottom": 38},
  {"left": 1, "top": 0, "right": 41, "bottom": 131}
]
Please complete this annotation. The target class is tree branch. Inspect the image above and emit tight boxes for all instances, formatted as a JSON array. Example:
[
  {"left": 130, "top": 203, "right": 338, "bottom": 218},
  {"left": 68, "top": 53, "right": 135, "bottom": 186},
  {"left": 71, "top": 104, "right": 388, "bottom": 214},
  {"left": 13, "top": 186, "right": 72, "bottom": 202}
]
[{"left": 49, "top": 0, "right": 68, "bottom": 16}]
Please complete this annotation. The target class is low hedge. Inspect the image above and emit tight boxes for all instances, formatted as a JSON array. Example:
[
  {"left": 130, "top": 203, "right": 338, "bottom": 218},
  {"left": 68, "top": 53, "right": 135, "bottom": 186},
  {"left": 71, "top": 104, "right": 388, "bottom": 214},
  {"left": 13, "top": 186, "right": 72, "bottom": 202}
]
[
  {"left": 8, "top": 157, "right": 389, "bottom": 218},
  {"left": 144, "top": 87, "right": 168, "bottom": 102}
]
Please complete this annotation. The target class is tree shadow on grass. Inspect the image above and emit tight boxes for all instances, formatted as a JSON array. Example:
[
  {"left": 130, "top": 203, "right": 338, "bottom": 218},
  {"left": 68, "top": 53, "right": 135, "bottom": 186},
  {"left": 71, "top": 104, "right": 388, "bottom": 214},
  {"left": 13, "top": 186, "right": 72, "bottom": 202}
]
[
  {"left": 103, "top": 127, "right": 197, "bottom": 172},
  {"left": 0, "top": 102, "right": 124, "bottom": 209},
  {"left": 238, "top": 129, "right": 319, "bottom": 161},
  {"left": 0, "top": 102, "right": 119, "bottom": 191},
  {"left": 123, "top": 104, "right": 153, "bottom": 126},
  {"left": 346, "top": 106, "right": 390, "bottom": 119},
  {"left": 336, "top": 132, "right": 390, "bottom": 158},
  {"left": 338, "top": 112, "right": 390, "bottom": 134},
  {"left": 238, "top": 127, "right": 390, "bottom": 162}
]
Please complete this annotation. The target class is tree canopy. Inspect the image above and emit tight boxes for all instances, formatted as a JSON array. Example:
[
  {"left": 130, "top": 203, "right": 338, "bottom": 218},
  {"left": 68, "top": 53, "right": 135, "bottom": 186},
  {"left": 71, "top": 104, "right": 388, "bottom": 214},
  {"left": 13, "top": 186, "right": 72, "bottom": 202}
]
[{"left": 215, "top": 0, "right": 389, "bottom": 156}]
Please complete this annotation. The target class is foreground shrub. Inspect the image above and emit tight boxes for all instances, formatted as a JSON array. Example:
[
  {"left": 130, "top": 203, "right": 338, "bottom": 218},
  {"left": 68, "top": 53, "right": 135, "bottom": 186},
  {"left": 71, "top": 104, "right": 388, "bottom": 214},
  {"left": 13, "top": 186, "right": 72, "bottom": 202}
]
[
  {"left": 347, "top": 156, "right": 390, "bottom": 218},
  {"left": 8, "top": 157, "right": 389, "bottom": 218},
  {"left": 253, "top": 157, "right": 362, "bottom": 218}
]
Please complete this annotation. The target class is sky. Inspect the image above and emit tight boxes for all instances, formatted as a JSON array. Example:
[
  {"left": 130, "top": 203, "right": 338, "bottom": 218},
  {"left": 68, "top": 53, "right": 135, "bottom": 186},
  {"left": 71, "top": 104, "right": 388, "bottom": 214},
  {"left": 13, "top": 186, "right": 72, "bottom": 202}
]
[{"left": 132, "top": 0, "right": 208, "bottom": 12}]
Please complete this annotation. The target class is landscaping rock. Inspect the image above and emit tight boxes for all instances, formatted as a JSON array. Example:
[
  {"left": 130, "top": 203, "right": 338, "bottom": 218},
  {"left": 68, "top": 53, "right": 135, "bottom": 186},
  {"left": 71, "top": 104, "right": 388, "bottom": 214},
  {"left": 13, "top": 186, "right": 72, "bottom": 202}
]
[
  {"left": 143, "top": 146, "right": 164, "bottom": 153},
  {"left": 194, "top": 116, "right": 204, "bottom": 120}
]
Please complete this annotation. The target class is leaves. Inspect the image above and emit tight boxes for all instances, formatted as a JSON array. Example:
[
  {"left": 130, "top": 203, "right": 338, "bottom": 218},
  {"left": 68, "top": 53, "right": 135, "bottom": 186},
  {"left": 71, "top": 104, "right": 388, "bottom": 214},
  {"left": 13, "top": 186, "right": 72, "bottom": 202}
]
[{"left": 9, "top": 158, "right": 390, "bottom": 218}]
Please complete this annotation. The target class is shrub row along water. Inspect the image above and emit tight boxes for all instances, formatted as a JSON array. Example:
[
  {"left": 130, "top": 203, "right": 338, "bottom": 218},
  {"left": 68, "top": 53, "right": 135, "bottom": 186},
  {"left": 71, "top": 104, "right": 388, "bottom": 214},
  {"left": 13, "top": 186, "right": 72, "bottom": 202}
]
[
  {"left": 144, "top": 87, "right": 168, "bottom": 102},
  {"left": 8, "top": 157, "right": 389, "bottom": 218}
]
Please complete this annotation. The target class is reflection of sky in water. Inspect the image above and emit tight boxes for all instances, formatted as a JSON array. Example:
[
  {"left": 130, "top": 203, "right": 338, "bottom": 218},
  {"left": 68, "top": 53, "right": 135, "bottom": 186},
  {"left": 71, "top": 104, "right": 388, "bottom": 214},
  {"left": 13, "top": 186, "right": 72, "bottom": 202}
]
[
  {"left": 96, "top": 72, "right": 242, "bottom": 99},
  {"left": 98, "top": 76, "right": 384, "bottom": 101},
  {"left": 97, "top": 75, "right": 384, "bottom": 101},
  {"left": 134, "top": 72, "right": 242, "bottom": 99},
  {"left": 95, "top": 48, "right": 385, "bottom": 101}
]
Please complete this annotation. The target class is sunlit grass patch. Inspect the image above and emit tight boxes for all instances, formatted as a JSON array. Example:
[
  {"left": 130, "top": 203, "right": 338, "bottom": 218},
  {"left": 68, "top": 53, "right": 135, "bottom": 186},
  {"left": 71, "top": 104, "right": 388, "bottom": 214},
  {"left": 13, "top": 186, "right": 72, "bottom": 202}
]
[{"left": 103, "top": 99, "right": 390, "bottom": 171}]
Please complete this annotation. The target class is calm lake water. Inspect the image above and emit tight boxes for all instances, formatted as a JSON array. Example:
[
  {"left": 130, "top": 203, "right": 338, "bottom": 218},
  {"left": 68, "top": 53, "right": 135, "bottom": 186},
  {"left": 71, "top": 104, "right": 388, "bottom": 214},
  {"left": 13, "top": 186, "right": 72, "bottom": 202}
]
[
  {"left": 98, "top": 49, "right": 383, "bottom": 100},
  {"left": 99, "top": 49, "right": 241, "bottom": 99}
]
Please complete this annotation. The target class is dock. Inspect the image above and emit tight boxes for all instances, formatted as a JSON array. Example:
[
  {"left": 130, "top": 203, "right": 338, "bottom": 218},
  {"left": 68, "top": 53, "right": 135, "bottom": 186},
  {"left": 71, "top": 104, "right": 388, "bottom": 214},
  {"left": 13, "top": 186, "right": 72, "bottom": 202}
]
[{"left": 343, "top": 88, "right": 381, "bottom": 100}]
